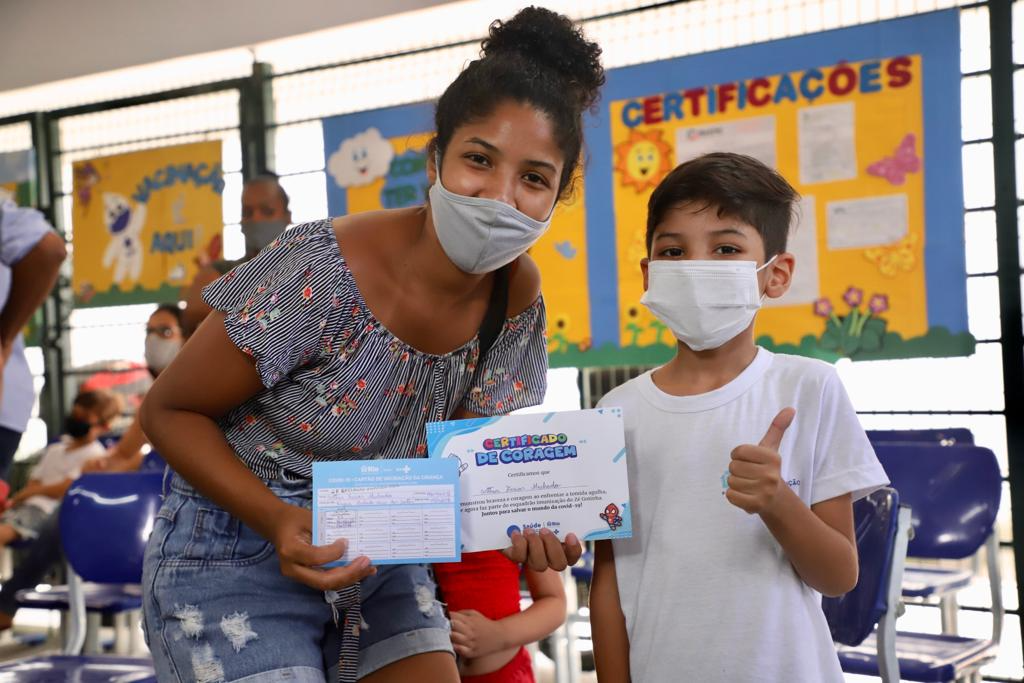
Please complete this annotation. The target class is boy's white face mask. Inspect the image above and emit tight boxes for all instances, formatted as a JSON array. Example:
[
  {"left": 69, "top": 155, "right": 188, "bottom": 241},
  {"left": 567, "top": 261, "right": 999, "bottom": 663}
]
[
  {"left": 429, "top": 153, "right": 554, "bottom": 274},
  {"left": 640, "top": 257, "right": 776, "bottom": 351}
]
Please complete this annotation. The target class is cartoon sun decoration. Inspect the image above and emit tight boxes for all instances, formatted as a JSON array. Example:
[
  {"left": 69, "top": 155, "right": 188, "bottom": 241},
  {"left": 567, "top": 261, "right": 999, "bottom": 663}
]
[{"left": 614, "top": 129, "right": 674, "bottom": 194}]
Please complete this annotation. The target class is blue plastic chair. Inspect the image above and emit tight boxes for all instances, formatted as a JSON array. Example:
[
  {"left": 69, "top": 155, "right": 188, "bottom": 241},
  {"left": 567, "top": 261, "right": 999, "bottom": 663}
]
[
  {"left": 0, "top": 472, "right": 162, "bottom": 680},
  {"left": 868, "top": 431, "right": 985, "bottom": 636},
  {"left": 139, "top": 450, "right": 167, "bottom": 473},
  {"left": 97, "top": 434, "right": 121, "bottom": 450},
  {"left": 826, "top": 487, "right": 911, "bottom": 683},
  {"left": 888, "top": 442, "right": 1002, "bottom": 636},
  {"left": 867, "top": 428, "right": 974, "bottom": 447},
  {"left": 836, "top": 443, "right": 1002, "bottom": 682}
]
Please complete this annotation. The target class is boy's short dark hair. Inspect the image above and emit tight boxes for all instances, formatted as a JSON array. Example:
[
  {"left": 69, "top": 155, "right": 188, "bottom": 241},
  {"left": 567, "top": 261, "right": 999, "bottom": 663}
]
[
  {"left": 73, "top": 389, "right": 121, "bottom": 425},
  {"left": 645, "top": 152, "right": 799, "bottom": 258}
]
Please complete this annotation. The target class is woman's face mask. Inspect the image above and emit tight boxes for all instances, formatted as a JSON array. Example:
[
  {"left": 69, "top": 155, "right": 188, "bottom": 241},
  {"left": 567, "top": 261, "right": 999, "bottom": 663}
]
[
  {"left": 145, "top": 335, "right": 182, "bottom": 374},
  {"left": 241, "top": 220, "right": 288, "bottom": 257},
  {"left": 640, "top": 256, "right": 776, "bottom": 351},
  {"left": 64, "top": 414, "right": 95, "bottom": 440},
  {"left": 429, "top": 153, "right": 554, "bottom": 274}
]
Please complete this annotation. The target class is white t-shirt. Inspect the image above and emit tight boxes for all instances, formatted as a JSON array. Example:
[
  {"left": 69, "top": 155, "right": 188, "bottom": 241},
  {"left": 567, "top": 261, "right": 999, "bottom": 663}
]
[
  {"left": 598, "top": 348, "right": 888, "bottom": 683},
  {"left": 26, "top": 438, "right": 106, "bottom": 514}
]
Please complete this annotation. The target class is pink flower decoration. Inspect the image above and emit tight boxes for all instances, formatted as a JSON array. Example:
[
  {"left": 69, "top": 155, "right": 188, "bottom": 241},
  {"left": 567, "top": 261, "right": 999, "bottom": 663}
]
[
  {"left": 813, "top": 298, "right": 833, "bottom": 317},
  {"left": 869, "top": 294, "right": 890, "bottom": 314},
  {"left": 302, "top": 286, "right": 313, "bottom": 301},
  {"left": 843, "top": 287, "right": 863, "bottom": 307}
]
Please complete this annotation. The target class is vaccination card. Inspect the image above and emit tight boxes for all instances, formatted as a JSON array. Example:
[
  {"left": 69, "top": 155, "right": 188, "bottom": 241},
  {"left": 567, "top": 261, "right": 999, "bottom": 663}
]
[{"left": 312, "top": 458, "right": 460, "bottom": 566}]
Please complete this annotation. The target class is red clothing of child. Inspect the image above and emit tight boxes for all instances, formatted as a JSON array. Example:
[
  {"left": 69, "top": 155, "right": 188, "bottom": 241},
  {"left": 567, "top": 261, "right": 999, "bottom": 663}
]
[{"left": 433, "top": 550, "right": 535, "bottom": 683}]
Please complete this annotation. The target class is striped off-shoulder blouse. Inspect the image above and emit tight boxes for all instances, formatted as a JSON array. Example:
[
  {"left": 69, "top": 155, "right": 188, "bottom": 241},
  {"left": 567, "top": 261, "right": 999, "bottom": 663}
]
[{"left": 202, "top": 219, "right": 549, "bottom": 480}]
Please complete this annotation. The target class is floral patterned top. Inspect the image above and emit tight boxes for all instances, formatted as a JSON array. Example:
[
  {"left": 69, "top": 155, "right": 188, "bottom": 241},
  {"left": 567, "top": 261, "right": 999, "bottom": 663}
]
[{"left": 203, "top": 219, "right": 548, "bottom": 480}]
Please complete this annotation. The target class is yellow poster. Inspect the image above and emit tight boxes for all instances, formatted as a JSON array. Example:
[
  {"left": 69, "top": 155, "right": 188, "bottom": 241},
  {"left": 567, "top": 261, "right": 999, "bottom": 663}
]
[{"left": 71, "top": 141, "right": 224, "bottom": 307}]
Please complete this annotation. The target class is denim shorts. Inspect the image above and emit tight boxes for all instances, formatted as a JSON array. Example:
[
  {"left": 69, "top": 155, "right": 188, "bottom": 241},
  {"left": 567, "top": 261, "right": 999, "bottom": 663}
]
[{"left": 142, "top": 472, "right": 454, "bottom": 682}]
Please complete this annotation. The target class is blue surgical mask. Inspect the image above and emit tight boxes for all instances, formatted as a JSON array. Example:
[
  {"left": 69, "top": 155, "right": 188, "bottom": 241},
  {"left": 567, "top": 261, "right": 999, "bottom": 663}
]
[{"left": 429, "top": 154, "right": 554, "bottom": 274}]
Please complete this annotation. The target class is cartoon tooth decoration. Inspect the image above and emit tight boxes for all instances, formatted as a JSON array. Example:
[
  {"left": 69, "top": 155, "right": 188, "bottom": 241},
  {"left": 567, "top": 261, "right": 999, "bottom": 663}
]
[
  {"left": 101, "top": 192, "right": 147, "bottom": 285},
  {"left": 327, "top": 127, "right": 396, "bottom": 188}
]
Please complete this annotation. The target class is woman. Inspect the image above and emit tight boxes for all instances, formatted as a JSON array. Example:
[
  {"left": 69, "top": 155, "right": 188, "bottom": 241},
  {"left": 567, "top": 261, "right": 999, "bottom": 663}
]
[{"left": 140, "top": 7, "right": 604, "bottom": 682}]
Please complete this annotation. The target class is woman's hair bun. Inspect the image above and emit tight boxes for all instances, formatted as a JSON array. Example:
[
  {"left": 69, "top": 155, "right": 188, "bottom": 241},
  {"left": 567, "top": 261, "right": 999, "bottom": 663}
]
[{"left": 481, "top": 6, "right": 604, "bottom": 111}]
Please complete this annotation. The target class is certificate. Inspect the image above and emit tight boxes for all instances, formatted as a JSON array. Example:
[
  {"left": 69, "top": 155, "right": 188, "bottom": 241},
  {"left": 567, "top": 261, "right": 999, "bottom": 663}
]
[
  {"left": 426, "top": 408, "right": 631, "bottom": 553},
  {"left": 312, "top": 458, "right": 460, "bottom": 566}
]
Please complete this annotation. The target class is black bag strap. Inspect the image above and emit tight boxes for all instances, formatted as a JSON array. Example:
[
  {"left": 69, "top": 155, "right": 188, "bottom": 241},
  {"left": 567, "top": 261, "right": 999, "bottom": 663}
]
[{"left": 477, "top": 265, "right": 510, "bottom": 363}]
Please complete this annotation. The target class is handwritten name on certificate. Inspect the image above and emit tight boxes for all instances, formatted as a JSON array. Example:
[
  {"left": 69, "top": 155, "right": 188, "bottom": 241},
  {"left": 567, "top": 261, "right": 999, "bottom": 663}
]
[
  {"left": 312, "top": 459, "right": 460, "bottom": 566},
  {"left": 426, "top": 408, "right": 631, "bottom": 553}
]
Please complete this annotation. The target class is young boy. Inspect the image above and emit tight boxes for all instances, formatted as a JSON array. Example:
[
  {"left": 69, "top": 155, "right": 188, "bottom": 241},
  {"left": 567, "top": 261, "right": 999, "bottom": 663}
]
[
  {"left": 589, "top": 153, "right": 889, "bottom": 682},
  {"left": 0, "top": 389, "right": 120, "bottom": 547}
]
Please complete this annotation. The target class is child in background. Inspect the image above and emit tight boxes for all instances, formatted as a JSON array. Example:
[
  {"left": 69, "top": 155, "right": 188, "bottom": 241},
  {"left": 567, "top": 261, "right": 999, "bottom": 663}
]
[
  {"left": 589, "top": 153, "right": 888, "bottom": 682},
  {"left": 0, "top": 389, "right": 120, "bottom": 547},
  {"left": 434, "top": 551, "right": 565, "bottom": 682}
]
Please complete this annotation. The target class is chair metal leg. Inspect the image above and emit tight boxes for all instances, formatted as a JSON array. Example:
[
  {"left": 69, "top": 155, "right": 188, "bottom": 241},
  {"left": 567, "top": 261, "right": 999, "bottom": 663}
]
[
  {"left": 113, "top": 612, "right": 128, "bottom": 654},
  {"left": 0, "top": 547, "right": 12, "bottom": 579},
  {"left": 877, "top": 505, "right": 912, "bottom": 683},
  {"left": 85, "top": 612, "right": 101, "bottom": 654},
  {"left": 940, "top": 594, "right": 959, "bottom": 634},
  {"left": 129, "top": 610, "right": 142, "bottom": 655},
  {"left": 62, "top": 568, "right": 86, "bottom": 655},
  {"left": 985, "top": 533, "right": 1004, "bottom": 646}
]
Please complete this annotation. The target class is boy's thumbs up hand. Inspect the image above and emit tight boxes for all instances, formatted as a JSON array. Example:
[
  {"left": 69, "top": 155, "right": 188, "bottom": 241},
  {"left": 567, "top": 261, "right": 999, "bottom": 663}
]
[{"left": 725, "top": 408, "right": 796, "bottom": 515}]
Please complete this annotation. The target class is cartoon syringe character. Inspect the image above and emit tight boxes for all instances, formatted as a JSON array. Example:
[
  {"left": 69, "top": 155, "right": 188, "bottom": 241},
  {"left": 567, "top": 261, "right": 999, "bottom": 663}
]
[
  {"left": 599, "top": 503, "right": 623, "bottom": 531},
  {"left": 102, "top": 192, "right": 147, "bottom": 285},
  {"left": 446, "top": 454, "right": 469, "bottom": 476}
]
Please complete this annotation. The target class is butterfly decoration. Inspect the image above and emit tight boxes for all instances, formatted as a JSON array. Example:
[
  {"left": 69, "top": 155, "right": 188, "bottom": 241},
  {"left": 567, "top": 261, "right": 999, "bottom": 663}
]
[
  {"left": 863, "top": 232, "right": 919, "bottom": 278},
  {"left": 554, "top": 240, "right": 577, "bottom": 260},
  {"left": 866, "top": 134, "right": 921, "bottom": 186},
  {"left": 74, "top": 163, "right": 101, "bottom": 208}
]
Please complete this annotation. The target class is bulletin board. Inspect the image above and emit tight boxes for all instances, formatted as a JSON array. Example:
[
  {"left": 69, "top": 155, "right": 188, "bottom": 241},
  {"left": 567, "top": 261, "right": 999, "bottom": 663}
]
[
  {"left": 581, "top": 9, "right": 970, "bottom": 366},
  {"left": 71, "top": 141, "right": 225, "bottom": 307},
  {"left": 322, "top": 10, "right": 969, "bottom": 368}
]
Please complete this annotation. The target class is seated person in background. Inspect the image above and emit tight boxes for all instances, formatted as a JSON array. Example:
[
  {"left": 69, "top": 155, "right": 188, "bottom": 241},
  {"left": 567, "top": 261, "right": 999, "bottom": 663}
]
[
  {"left": 0, "top": 389, "right": 120, "bottom": 547},
  {"left": 97, "top": 303, "right": 185, "bottom": 471},
  {"left": 181, "top": 174, "right": 291, "bottom": 336},
  {"left": 433, "top": 552, "right": 565, "bottom": 683},
  {"left": 0, "top": 303, "right": 184, "bottom": 631}
]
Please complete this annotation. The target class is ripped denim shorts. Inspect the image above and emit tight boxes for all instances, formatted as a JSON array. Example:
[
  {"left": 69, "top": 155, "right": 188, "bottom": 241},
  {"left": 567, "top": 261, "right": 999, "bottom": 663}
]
[{"left": 142, "top": 472, "right": 453, "bottom": 682}]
